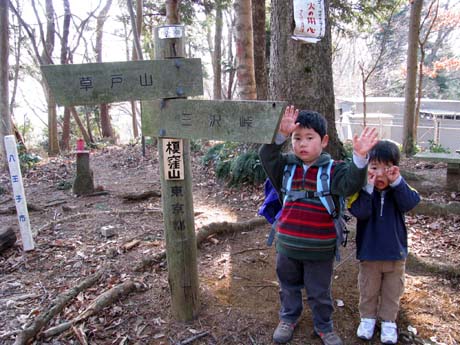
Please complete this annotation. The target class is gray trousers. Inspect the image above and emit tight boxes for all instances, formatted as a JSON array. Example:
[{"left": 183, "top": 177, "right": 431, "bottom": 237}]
[{"left": 276, "top": 252, "right": 335, "bottom": 333}]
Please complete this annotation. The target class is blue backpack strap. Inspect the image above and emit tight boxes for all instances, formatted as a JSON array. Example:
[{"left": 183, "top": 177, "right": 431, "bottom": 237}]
[
  {"left": 282, "top": 164, "right": 296, "bottom": 205},
  {"left": 317, "top": 160, "right": 347, "bottom": 260},
  {"left": 317, "top": 160, "right": 336, "bottom": 216}
]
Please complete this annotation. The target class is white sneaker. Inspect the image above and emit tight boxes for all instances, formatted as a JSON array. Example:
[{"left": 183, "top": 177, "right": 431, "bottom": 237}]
[
  {"left": 381, "top": 321, "right": 398, "bottom": 344},
  {"left": 356, "top": 318, "right": 376, "bottom": 340}
]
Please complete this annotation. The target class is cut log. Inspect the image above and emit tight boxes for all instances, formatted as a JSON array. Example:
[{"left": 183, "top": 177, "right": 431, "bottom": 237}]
[{"left": 0, "top": 227, "right": 17, "bottom": 253}]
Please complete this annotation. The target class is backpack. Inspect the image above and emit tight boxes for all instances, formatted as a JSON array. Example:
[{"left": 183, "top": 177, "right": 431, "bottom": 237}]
[{"left": 258, "top": 160, "right": 349, "bottom": 259}]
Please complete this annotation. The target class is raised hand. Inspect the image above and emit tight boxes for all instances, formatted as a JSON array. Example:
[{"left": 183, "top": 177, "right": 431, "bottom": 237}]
[
  {"left": 278, "top": 105, "right": 300, "bottom": 137},
  {"left": 385, "top": 165, "right": 400, "bottom": 183},
  {"left": 353, "top": 127, "right": 378, "bottom": 158}
]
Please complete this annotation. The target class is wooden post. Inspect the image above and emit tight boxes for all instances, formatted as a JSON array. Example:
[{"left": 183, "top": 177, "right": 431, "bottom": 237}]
[{"left": 153, "top": 25, "right": 199, "bottom": 321}]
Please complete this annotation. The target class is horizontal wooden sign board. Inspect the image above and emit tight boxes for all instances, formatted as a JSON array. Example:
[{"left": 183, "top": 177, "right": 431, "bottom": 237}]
[
  {"left": 41, "top": 59, "right": 203, "bottom": 106},
  {"left": 141, "top": 99, "right": 287, "bottom": 144}
]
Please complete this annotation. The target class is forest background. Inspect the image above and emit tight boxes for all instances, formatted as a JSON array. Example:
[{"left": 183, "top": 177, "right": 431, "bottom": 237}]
[{"left": 0, "top": 0, "right": 460, "bottom": 158}]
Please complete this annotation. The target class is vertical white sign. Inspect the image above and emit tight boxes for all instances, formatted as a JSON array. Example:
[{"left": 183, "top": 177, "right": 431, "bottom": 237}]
[
  {"left": 292, "top": 0, "right": 326, "bottom": 43},
  {"left": 4, "top": 135, "right": 35, "bottom": 251},
  {"left": 162, "top": 138, "right": 184, "bottom": 180}
]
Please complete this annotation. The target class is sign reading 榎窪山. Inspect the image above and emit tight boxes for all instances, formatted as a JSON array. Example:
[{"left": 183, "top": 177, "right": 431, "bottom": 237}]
[
  {"left": 141, "top": 99, "right": 286, "bottom": 144},
  {"left": 41, "top": 59, "right": 203, "bottom": 106}
]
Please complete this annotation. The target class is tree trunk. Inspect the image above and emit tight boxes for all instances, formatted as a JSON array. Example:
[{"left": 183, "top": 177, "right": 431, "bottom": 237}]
[
  {"left": 165, "top": 0, "right": 180, "bottom": 24},
  {"left": 403, "top": 0, "right": 423, "bottom": 156},
  {"left": 61, "top": 107, "right": 71, "bottom": 151},
  {"left": 234, "top": 0, "right": 257, "bottom": 100},
  {"left": 70, "top": 107, "right": 91, "bottom": 144},
  {"left": 60, "top": 0, "right": 72, "bottom": 150},
  {"left": 96, "top": 0, "right": 113, "bottom": 140},
  {"left": 224, "top": 12, "right": 236, "bottom": 100},
  {"left": 41, "top": 0, "right": 60, "bottom": 156},
  {"left": 126, "top": 0, "right": 142, "bottom": 139},
  {"left": 0, "top": 0, "right": 12, "bottom": 169},
  {"left": 252, "top": 0, "right": 268, "bottom": 100},
  {"left": 270, "top": 0, "right": 344, "bottom": 159},
  {"left": 213, "top": 3, "right": 223, "bottom": 100}
]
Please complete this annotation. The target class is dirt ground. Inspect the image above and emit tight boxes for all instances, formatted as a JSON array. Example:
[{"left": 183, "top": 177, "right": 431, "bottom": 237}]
[{"left": 0, "top": 144, "right": 459, "bottom": 345}]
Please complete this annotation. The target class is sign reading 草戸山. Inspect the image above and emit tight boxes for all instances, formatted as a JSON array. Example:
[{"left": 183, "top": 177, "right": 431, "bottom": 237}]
[{"left": 41, "top": 59, "right": 203, "bottom": 106}]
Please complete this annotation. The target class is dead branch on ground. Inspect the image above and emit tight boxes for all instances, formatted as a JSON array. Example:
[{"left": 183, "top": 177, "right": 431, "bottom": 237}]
[
  {"left": 121, "top": 190, "right": 161, "bottom": 202},
  {"left": 13, "top": 271, "right": 102, "bottom": 345},
  {"left": 42, "top": 280, "right": 144, "bottom": 338}
]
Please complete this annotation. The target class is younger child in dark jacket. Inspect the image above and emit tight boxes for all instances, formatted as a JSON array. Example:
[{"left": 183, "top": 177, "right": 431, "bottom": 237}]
[{"left": 348, "top": 140, "right": 420, "bottom": 344}]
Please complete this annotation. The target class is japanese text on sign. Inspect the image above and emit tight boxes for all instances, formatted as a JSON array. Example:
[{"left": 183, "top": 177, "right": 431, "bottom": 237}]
[
  {"left": 292, "top": 0, "right": 325, "bottom": 43},
  {"left": 4, "top": 135, "right": 35, "bottom": 251},
  {"left": 162, "top": 139, "right": 185, "bottom": 180},
  {"left": 158, "top": 25, "right": 184, "bottom": 39}
]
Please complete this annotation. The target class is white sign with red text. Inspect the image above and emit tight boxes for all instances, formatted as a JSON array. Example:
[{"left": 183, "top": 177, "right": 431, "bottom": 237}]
[{"left": 292, "top": 0, "right": 326, "bottom": 43}]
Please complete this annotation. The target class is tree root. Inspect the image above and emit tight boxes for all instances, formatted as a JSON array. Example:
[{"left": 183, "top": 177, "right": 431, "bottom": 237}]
[
  {"left": 13, "top": 271, "right": 102, "bottom": 345},
  {"left": 134, "top": 217, "right": 268, "bottom": 272}
]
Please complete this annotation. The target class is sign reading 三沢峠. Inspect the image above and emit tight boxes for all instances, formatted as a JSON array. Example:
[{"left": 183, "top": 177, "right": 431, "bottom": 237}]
[{"left": 292, "top": 0, "right": 325, "bottom": 43}]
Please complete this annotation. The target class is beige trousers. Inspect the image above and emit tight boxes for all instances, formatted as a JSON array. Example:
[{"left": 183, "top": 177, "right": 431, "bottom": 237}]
[{"left": 358, "top": 260, "right": 405, "bottom": 321}]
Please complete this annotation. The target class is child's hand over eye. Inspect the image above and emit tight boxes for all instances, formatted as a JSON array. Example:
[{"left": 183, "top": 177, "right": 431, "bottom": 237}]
[
  {"left": 367, "top": 170, "right": 376, "bottom": 186},
  {"left": 385, "top": 166, "right": 400, "bottom": 183}
]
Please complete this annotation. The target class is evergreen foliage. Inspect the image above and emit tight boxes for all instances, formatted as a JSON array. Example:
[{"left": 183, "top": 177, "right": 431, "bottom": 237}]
[{"left": 202, "top": 142, "right": 266, "bottom": 187}]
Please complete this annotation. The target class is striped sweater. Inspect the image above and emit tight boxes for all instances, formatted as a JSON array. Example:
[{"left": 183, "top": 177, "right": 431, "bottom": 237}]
[
  {"left": 259, "top": 142, "right": 368, "bottom": 261},
  {"left": 276, "top": 164, "right": 337, "bottom": 260}
]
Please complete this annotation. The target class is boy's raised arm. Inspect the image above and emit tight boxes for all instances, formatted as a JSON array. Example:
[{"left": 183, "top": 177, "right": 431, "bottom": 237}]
[
  {"left": 278, "top": 105, "right": 300, "bottom": 138},
  {"left": 353, "top": 127, "right": 379, "bottom": 158}
]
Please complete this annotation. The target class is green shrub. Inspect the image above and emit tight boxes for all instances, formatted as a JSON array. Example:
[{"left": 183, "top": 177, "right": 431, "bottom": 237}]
[
  {"left": 202, "top": 142, "right": 266, "bottom": 187},
  {"left": 18, "top": 145, "right": 41, "bottom": 171},
  {"left": 428, "top": 140, "right": 450, "bottom": 153}
]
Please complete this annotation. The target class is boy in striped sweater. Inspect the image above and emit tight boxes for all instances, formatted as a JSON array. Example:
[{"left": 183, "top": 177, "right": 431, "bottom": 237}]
[{"left": 259, "top": 106, "right": 378, "bottom": 345}]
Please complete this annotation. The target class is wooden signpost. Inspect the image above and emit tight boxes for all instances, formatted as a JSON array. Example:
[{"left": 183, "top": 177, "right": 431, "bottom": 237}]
[{"left": 41, "top": 24, "right": 286, "bottom": 322}]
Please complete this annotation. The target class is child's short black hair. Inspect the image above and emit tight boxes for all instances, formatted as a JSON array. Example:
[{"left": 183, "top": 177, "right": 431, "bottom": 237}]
[
  {"left": 295, "top": 110, "right": 327, "bottom": 139},
  {"left": 369, "top": 140, "right": 401, "bottom": 166}
]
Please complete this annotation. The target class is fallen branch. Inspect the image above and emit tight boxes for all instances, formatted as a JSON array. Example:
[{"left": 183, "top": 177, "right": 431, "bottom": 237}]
[
  {"left": 42, "top": 280, "right": 144, "bottom": 338},
  {"left": 410, "top": 200, "right": 460, "bottom": 217},
  {"left": 0, "top": 203, "right": 43, "bottom": 215},
  {"left": 135, "top": 217, "right": 268, "bottom": 272},
  {"left": 179, "top": 331, "right": 210, "bottom": 345},
  {"left": 195, "top": 217, "right": 267, "bottom": 246},
  {"left": 121, "top": 190, "right": 161, "bottom": 202},
  {"left": 36, "top": 208, "right": 162, "bottom": 234},
  {"left": 14, "top": 271, "right": 102, "bottom": 345}
]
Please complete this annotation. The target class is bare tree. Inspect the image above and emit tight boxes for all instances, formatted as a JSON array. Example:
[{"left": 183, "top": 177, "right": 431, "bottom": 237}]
[
  {"left": 96, "top": 0, "right": 114, "bottom": 140},
  {"left": 403, "top": 0, "right": 423, "bottom": 156},
  {"left": 234, "top": 0, "right": 257, "bottom": 100},
  {"left": 252, "top": 0, "right": 268, "bottom": 100},
  {"left": 414, "top": 0, "right": 439, "bottom": 138},
  {"left": 213, "top": 2, "right": 223, "bottom": 99},
  {"left": 0, "top": 0, "right": 12, "bottom": 169},
  {"left": 358, "top": 3, "right": 398, "bottom": 126}
]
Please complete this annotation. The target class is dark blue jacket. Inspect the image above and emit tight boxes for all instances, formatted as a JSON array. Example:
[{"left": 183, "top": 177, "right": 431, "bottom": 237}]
[{"left": 348, "top": 178, "right": 420, "bottom": 261}]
